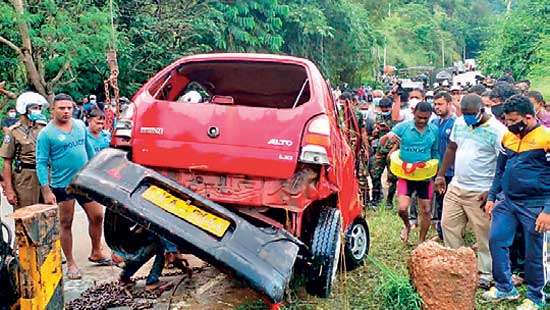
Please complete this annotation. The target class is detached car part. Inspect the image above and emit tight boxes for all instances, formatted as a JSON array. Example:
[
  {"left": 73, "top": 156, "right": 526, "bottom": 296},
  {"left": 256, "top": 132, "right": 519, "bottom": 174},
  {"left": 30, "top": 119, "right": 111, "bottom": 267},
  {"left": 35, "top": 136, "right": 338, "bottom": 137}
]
[{"left": 69, "top": 148, "right": 302, "bottom": 303}]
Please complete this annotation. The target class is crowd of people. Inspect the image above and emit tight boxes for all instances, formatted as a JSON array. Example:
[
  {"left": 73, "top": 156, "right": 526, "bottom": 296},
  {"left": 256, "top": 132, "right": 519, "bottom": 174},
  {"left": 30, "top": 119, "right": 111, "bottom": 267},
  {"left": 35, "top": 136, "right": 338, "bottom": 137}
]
[
  {"left": 337, "top": 77, "right": 549, "bottom": 310},
  {"left": 0, "top": 92, "right": 179, "bottom": 292},
  {"left": 0, "top": 73, "right": 548, "bottom": 307}
]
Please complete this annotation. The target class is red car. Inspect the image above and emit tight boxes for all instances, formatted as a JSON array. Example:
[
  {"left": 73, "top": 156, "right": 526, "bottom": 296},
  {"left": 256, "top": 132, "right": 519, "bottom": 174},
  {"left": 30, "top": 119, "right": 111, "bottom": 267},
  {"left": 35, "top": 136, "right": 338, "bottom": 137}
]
[{"left": 111, "top": 53, "right": 369, "bottom": 297}]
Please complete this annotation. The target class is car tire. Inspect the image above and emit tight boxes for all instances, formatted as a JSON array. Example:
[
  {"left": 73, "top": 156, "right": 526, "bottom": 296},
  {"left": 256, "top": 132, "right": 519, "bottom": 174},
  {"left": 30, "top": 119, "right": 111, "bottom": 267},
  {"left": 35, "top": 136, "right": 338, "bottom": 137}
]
[
  {"left": 344, "top": 217, "right": 370, "bottom": 270},
  {"left": 306, "top": 207, "right": 342, "bottom": 298}
]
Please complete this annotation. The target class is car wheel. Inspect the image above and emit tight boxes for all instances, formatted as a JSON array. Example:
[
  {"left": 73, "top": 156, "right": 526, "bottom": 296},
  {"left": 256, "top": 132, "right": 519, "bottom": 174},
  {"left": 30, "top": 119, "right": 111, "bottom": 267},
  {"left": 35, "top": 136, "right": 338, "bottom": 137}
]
[
  {"left": 344, "top": 217, "right": 370, "bottom": 270},
  {"left": 306, "top": 207, "right": 342, "bottom": 298}
]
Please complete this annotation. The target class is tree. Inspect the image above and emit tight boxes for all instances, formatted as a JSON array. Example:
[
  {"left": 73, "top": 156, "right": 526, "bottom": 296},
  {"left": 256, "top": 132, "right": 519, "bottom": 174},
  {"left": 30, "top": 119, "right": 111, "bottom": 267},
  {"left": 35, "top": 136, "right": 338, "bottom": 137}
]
[
  {"left": 0, "top": 0, "right": 112, "bottom": 100},
  {"left": 478, "top": 0, "right": 547, "bottom": 79}
]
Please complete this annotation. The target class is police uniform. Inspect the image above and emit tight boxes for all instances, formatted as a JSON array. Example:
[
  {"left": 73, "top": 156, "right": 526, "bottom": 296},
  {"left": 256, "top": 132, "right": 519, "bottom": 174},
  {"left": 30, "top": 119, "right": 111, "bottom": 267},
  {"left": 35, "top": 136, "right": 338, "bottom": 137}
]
[
  {"left": 0, "top": 121, "right": 45, "bottom": 208},
  {"left": 368, "top": 112, "right": 398, "bottom": 205}
]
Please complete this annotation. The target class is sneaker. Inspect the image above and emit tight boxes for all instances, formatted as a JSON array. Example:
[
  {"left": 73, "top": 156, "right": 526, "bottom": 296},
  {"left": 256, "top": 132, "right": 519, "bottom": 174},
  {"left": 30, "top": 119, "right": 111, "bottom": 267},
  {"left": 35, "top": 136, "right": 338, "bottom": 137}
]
[
  {"left": 482, "top": 287, "right": 520, "bottom": 302},
  {"left": 516, "top": 298, "right": 546, "bottom": 310}
]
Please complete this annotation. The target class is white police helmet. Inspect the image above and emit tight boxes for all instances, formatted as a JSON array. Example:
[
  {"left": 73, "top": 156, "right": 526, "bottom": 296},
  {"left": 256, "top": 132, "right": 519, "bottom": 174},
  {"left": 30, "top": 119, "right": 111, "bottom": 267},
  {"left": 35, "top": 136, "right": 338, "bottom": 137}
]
[{"left": 16, "top": 92, "right": 47, "bottom": 114}]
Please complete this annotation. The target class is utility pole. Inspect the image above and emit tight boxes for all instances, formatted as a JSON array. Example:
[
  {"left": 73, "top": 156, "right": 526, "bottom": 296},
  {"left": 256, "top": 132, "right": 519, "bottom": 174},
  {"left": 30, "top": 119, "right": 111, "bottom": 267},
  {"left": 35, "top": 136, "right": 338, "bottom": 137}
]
[{"left": 441, "top": 39, "right": 445, "bottom": 67}]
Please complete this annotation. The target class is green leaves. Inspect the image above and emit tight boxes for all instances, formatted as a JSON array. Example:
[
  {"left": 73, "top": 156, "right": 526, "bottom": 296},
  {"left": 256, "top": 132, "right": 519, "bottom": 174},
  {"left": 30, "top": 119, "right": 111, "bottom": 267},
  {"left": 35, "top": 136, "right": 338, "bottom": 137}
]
[{"left": 478, "top": 0, "right": 548, "bottom": 80}]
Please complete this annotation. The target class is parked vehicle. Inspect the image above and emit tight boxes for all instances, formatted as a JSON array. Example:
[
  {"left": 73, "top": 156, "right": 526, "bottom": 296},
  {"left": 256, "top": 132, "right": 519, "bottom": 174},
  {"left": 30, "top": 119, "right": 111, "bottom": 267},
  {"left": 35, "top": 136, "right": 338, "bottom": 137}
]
[{"left": 76, "top": 53, "right": 370, "bottom": 301}]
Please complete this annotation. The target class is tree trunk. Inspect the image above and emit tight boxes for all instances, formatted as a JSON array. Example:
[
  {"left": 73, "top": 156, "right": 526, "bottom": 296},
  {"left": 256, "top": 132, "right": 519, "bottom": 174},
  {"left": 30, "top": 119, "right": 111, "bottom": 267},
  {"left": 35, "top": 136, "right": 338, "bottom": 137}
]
[{"left": 10, "top": 0, "right": 49, "bottom": 98}]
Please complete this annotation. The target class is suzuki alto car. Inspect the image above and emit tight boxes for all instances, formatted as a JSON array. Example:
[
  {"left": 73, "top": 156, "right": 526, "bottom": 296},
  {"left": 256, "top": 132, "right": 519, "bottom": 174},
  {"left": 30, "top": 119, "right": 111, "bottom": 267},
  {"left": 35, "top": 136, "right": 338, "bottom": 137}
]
[{"left": 110, "top": 53, "right": 370, "bottom": 298}]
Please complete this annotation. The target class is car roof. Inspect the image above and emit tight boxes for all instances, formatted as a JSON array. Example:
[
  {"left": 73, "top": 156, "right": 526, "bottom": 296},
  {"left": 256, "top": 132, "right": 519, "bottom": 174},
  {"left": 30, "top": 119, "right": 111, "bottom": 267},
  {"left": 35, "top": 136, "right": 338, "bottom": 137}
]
[{"left": 172, "top": 53, "right": 315, "bottom": 68}]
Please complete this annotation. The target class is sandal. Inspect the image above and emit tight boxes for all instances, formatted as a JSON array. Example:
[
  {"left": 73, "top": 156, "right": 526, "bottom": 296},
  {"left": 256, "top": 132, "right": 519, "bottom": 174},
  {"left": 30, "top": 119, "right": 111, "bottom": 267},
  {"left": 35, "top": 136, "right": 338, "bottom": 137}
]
[
  {"left": 66, "top": 268, "right": 82, "bottom": 280},
  {"left": 88, "top": 256, "right": 113, "bottom": 266},
  {"left": 145, "top": 280, "right": 174, "bottom": 294}
]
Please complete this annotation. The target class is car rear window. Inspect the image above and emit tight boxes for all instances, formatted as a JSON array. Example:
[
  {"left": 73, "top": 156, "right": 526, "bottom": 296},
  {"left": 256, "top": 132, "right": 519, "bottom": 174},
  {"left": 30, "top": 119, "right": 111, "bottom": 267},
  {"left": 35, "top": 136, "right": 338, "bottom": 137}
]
[{"left": 150, "top": 61, "right": 311, "bottom": 109}]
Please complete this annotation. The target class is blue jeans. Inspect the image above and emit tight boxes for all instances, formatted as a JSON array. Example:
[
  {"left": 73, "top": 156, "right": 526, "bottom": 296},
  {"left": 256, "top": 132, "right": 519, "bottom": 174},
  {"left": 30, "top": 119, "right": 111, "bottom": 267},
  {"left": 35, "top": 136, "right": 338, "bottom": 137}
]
[
  {"left": 120, "top": 236, "right": 174, "bottom": 285},
  {"left": 490, "top": 198, "right": 545, "bottom": 304}
]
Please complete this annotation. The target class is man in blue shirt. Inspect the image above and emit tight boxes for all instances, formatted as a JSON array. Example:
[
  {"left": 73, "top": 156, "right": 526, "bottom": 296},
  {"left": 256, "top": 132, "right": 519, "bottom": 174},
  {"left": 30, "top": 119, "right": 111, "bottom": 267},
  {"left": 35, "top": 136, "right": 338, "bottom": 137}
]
[
  {"left": 86, "top": 108, "right": 111, "bottom": 157},
  {"left": 36, "top": 94, "right": 110, "bottom": 280},
  {"left": 431, "top": 91, "right": 456, "bottom": 240},
  {"left": 382, "top": 101, "right": 439, "bottom": 243}
]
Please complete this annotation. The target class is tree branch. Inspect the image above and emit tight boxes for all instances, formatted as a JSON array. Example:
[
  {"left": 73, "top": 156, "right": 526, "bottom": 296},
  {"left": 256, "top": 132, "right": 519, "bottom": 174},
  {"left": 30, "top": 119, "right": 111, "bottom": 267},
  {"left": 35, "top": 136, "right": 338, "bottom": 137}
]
[
  {"left": 47, "top": 60, "right": 71, "bottom": 88},
  {"left": 56, "top": 76, "right": 77, "bottom": 87},
  {"left": 0, "top": 35, "right": 22, "bottom": 55},
  {"left": 0, "top": 81, "right": 17, "bottom": 99}
]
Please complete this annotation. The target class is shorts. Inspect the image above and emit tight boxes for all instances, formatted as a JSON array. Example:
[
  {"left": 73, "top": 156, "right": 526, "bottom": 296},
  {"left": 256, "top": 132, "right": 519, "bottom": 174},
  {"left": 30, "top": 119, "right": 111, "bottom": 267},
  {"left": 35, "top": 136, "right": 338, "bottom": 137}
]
[
  {"left": 52, "top": 187, "right": 92, "bottom": 205},
  {"left": 397, "top": 178, "right": 433, "bottom": 200}
]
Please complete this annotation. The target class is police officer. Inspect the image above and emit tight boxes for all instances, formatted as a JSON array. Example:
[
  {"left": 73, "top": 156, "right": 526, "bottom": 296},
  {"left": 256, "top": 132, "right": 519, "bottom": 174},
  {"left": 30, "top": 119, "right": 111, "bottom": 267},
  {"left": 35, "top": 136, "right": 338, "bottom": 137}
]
[
  {"left": 368, "top": 97, "right": 398, "bottom": 207},
  {"left": 354, "top": 98, "right": 371, "bottom": 206},
  {"left": 0, "top": 92, "right": 47, "bottom": 209}
]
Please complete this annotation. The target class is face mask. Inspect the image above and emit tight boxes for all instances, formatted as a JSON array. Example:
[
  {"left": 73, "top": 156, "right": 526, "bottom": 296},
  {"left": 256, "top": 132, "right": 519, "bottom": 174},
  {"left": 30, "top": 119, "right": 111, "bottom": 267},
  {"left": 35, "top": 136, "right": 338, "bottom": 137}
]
[
  {"left": 409, "top": 98, "right": 421, "bottom": 109},
  {"left": 507, "top": 120, "right": 527, "bottom": 135},
  {"left": 463, "top": 111, "right": 483, "bottom": 127},
  {"left": 27, "top": 112, "right": 46, "bottom": 122},
  {"left": 427, "top": 98, "right": 433, "bottom": 104},
  {"left": 379, "top": 110, "right": 391, "bottom": 116},
  {"left": 8, "top": 112, "right": 16, "bottom": 118},
  {"left": 373, "top": 98, "right": 382, "bottom": 106}
]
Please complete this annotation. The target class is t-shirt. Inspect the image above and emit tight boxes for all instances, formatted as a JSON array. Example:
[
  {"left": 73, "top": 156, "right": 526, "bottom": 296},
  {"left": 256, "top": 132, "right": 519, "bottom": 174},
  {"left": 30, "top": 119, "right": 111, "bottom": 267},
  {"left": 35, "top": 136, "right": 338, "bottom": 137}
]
[
  {"left": 36, "top": 119, "right": 93, "bottom": 189},
  {"left": 431, "top": 115, "right": 456, "bottom": 177},
  {"left": 391, "top": 120, "right": 439, "bottom": 163},
  {"left": 449, "top": 116, "right": 507, "bottom": 192},
  {"left": 86, "top": 129, "right": 111, "bottom": 157}
]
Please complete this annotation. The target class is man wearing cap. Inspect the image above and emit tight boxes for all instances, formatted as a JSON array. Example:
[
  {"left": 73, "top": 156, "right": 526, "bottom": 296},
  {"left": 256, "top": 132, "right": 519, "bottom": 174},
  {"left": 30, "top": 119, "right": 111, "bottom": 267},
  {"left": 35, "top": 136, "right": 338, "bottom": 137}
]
[
  {"left": 425, "top": 91, "right": 435, "bottom": 105},
  {"left": 0, "top": 92, "right": 48, "bottom": 208},
  {"left": 450, "top": 85, "right": 463, "bottom": 116}
]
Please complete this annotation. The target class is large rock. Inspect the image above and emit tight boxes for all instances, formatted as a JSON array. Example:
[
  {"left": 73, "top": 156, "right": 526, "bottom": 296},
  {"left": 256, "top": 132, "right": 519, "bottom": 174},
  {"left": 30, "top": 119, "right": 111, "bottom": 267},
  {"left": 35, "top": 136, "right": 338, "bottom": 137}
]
[{"left": 408, "top": 241, "right": 478, "bottom": 310}]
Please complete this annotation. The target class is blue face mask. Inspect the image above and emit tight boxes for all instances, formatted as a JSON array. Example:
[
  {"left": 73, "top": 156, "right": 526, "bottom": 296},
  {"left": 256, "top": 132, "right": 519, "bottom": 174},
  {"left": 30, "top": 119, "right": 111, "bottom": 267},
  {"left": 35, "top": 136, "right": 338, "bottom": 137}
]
[
  {"left": 380, "top": 110, "right": 391, "bottom": 116},
  {"left": 463, "top": 111, "right": 482, "bottom": 126},
  {"left": 28, "top": 112, "right": 46, "bottom": 122},
  {"left": 373, "top": 98, "right": 382, "bottom": 106}
]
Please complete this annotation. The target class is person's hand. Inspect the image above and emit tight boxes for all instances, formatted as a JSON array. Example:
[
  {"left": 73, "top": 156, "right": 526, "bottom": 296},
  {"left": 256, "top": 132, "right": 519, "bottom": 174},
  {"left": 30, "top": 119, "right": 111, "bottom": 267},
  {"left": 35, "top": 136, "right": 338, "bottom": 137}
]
[
  {"left": 535, "top": 212, "right": 550, "bottom": 233},
  {"left": 42, "top": 187, "right": 57, "bottom": 205},
  {"left": 478, "top": 191, "right": 488, "bottom": 205},
  {"left": 387, "top": 133, "right": 400, "bottom": 144},
  {"left": 484, "top": 201, "right": 495, "bottom": 218},
  {"left": 391, "top": 84, "right": 399, "bottom": 95},
  {"left": 434, "top": 176, "right": 447, "bottom": 194},
  {"left": 5, "top": 188, "right": 17, "bottom": 206}
]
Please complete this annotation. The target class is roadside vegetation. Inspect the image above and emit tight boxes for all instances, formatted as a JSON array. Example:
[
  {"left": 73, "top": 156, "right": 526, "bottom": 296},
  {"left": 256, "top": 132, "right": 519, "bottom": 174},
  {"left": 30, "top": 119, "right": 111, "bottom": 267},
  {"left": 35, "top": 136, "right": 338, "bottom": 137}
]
[{"left": 239, "top": 208, "right": 524, "bottom": 309}]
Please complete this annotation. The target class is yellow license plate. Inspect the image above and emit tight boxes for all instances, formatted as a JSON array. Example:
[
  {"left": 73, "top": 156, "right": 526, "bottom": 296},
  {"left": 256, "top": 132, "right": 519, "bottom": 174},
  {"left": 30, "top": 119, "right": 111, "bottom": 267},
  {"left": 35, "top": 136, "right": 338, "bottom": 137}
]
[{"left": 142, "top": 185, "right": 230, "bottom": 237}]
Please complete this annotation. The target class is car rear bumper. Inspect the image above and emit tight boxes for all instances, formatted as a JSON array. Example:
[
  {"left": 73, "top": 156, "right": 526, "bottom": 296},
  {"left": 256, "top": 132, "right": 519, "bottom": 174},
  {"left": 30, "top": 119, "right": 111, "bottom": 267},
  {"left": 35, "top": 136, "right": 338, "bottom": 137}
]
[{"left": 68, "top": 148, "right": 302, "bottom": 303}]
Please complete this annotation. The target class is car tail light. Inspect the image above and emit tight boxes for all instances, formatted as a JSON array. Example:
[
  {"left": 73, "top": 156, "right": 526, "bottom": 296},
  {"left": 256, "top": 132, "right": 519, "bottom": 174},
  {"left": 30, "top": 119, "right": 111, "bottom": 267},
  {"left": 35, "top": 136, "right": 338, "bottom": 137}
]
[{"left": 300, "top": 115, "right": 330, "bottom": 165}]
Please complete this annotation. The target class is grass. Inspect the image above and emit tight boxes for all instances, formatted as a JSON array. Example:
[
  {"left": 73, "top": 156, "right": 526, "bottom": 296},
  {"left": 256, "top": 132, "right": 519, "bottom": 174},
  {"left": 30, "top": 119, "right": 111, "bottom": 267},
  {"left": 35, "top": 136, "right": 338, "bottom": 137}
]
[{"left": 239, "top": 208, "right": 523, "bottom": 309}]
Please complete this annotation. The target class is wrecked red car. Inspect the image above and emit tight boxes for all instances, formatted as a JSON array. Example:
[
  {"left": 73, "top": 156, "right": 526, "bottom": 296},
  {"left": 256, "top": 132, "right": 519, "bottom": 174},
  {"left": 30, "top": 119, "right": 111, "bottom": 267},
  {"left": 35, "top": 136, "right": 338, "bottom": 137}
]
[{"left": 72, "top": 53, "right": 369, "bottom": 301}]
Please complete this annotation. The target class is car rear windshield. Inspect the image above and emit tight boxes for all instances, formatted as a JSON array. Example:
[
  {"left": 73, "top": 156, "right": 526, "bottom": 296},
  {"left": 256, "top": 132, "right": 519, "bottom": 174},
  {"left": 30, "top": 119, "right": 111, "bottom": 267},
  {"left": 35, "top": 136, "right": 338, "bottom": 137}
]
[{"left": 149, "top": 60, "right": 311, "bottom": 109}]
